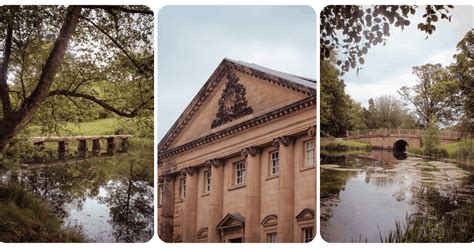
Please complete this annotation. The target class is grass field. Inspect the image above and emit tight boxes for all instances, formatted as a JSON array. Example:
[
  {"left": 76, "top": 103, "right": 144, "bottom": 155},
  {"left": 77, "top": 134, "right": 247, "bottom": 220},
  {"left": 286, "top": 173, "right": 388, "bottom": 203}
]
[
  {"left": 321, "top": 139, "right": 372, "bottom": 151},
  {"left": 408, "top": 139, "right": 473, "bottom": 163},
  {"left": 437, "top": 140, "right": 472, "bottom": 156},
  {"left": 27, "top": 118, "right": 128, "bottom": 136}
]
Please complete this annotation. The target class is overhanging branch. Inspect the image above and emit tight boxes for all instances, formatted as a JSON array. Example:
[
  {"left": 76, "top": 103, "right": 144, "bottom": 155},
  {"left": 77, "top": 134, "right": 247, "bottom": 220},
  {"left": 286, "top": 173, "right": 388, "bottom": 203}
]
[
  {"left": 80, "top": 14, "right": 152, "bottom": 77},
  {"left": 48, "top": 89, "right": 153, "bottom": 118},
  {"left": 82, "top": 5, "right": 153, "bottom": 15}
]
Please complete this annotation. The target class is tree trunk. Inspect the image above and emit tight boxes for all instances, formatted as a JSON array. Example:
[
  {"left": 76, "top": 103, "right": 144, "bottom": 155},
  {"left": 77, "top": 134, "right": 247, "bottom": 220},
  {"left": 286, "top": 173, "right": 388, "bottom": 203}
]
[
  {"left": 0, "top": 25, "right": 13, "bottom": 115},
  {"left": 0, "top": 6, "right": 82, "bottom": 151}
]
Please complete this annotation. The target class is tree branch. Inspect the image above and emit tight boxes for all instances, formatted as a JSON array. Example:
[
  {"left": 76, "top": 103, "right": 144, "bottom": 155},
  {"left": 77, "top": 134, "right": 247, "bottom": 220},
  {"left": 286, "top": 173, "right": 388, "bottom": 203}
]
[
  {"left": 82, "top": 5, "right": 153, "bottom": 15},
  {"left": 48, "top": 89, "right": 152, "bottom": 118},
  {"left": 80, "top": 14, "right": 152, "bottom": 77}
]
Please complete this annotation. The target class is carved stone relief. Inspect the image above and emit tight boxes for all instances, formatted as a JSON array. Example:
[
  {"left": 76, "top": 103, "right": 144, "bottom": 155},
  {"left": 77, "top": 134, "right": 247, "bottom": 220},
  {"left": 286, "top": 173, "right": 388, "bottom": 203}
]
[{"left": 211, "top": 71, "right": 253, "bottom": 128}]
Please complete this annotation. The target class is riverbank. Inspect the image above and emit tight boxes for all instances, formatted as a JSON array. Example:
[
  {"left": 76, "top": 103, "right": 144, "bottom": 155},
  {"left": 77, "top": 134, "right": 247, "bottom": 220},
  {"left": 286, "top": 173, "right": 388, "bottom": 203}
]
[
  {"left": 408, "top": 139, "right": 473, "bottom": 166},
  {"left": 0, "top": 183, "right": 85, "bottom": 242},
  {"left": 0, "top": 117, "right": 154, "bottom": 242},
  {"left": 321, "top": 140, "right": 372, "bottom": 151}
]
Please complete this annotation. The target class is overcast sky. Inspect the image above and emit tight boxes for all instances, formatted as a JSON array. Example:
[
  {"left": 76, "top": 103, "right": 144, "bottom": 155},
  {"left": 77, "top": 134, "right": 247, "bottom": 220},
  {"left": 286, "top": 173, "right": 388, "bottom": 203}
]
[
  {"left": 157, "top": 6, "right": 316, "bottom": 142},
  {"left": 342, "top": 5, "right": 473, "bottom": 107}
]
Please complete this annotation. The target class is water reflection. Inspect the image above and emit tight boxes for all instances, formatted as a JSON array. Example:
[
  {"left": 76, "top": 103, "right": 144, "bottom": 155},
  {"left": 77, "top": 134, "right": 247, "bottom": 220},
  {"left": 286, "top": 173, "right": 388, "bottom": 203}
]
[
  {"left": 7, "top": 148, "right": 154, "bottom": 243},
  {"left": 320, "top": 150, "right": 472, "bottom": 242},
  {"left": 392, "top": 150, "right": 407, "bottom": 160}
]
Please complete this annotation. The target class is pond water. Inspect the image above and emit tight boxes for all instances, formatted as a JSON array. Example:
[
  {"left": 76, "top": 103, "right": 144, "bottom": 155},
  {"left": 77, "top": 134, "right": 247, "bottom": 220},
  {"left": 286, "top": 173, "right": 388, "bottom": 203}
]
[
  {"left": 320, "top": 150, "right": 473, "bottom": 242},
  {"left": 3, "top": 145, "right": 154, "bottom": 242}
]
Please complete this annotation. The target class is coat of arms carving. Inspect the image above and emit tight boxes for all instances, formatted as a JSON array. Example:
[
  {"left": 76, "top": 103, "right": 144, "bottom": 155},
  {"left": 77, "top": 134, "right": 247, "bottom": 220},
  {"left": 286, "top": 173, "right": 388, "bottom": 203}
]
[{"left": 211, "top": 71, "right": 253, "bottom": 128}]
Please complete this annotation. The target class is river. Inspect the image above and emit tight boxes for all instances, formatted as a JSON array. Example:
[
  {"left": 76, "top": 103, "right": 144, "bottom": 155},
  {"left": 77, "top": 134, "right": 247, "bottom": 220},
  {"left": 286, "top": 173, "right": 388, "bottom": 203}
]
[
  {"left": 320, "top": 150, "right": 473, "bottom": 242},
  {"left": 1, "top": 144, "right": 154, "bottom": 242}
]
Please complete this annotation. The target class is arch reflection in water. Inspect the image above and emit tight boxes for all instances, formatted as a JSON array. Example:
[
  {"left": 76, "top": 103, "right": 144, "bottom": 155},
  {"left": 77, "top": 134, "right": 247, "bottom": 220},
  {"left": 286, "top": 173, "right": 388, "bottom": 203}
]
[{"left": 392, "top": 150, "right": 407, "bottom": 160}]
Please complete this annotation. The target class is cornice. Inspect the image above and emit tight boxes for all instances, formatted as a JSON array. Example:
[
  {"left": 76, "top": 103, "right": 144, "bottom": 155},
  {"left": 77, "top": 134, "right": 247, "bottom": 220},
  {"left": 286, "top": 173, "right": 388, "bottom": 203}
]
[{"left": 158, "top": 96, "right": 316, "bottom": 160}]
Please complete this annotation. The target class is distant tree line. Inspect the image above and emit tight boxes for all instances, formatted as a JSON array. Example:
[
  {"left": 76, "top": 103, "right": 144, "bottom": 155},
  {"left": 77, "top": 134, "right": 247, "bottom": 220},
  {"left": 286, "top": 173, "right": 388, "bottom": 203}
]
[{"left": 321, "top": 28, "right": 473, "bottom": 137}]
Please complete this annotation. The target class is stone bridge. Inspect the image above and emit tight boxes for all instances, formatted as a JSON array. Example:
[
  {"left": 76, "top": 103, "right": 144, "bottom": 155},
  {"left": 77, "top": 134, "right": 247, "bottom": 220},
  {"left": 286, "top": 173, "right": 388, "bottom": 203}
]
[
  {"left": 30, "top": 134, "right": 133, "bottom": 160},
  {"left": 346, "top": 129, "right": 470, "bottom": 151}
]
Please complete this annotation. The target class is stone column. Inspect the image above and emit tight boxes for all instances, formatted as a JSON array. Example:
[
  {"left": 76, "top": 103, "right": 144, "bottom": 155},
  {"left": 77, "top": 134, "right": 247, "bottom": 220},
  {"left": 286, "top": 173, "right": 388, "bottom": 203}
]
[
  {"left": 207, "top": 159, "right": 224, "bottom": 242},
  {"left": 242, "top": 146, "right": 261, "bottom": 243},
  {"left": 119, "top": 138, "right": 128, "bottom": 152},
  {"left": 273, "top": 136, "right": 295, "bottom": 242},
  {"left": 161, "top": 174, "right": 175, "bottom": 242},
  {"left": 78, "top": 139, "right": 87, "bottom": 158},
  {"left": 92, "top": 139, "right": 101, "bottom": 153},
  {"left": 107, "top": 137, "right": 115, "bottom": 156},
  {"left": 58, "top": 141, "right": 68, "bottom": 160},
  {"left": 182, "top": 167, "right": 198, "bottom": 242}
]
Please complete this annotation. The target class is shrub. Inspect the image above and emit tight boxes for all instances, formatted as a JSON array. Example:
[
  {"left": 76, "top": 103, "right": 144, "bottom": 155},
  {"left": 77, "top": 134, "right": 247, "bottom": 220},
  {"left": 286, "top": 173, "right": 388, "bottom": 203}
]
[
  {"left": 425, "top": 147, "right": 449, "bottom": 158},
  {"left": 407, "top": 147, "right": 423, "bottom": 155},
  {"left": 0, "top": 183, "right": 85, "bottom": 242},
  {"left": 452, "top": 140, "right": 474, "bottom": 161}
]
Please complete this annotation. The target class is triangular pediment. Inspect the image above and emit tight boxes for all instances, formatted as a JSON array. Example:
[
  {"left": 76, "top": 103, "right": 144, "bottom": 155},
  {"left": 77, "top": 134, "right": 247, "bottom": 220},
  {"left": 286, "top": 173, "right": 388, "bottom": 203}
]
[
  {"left": 217, "top": 213, "right": 245, "bottom": 231},
  {"left": 159, "top": 58, "right": 316, "bottom": 152},
  {"left": 295, "top": 208, "right": 315, "bottom": 221}
]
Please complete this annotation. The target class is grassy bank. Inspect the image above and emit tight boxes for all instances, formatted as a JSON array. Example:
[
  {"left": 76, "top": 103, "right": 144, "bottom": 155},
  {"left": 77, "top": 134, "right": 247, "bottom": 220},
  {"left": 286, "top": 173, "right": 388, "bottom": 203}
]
[
  {"left": 0, "top": 183, "right": 85, "bottom": 242},
  {"left": 26, "top": 117, "right": 153, "bottom": 137},
  {"left": 408, "top": 139, "right": 473, "bottom": 164},
  {"left": 1, "top": 117, "right": 153, "bottom": 172},
  {"left": 382, "top": 187, "right": 474, "bottom": 242},
  {"left": 321, "top": 140, "right": 372, "bottom": 151}
]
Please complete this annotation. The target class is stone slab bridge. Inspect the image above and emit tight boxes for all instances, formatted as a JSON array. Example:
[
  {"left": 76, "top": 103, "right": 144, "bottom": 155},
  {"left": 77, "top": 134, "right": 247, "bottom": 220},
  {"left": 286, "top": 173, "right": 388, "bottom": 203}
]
[
  {"left": 30, "top": 134, "right": 133, "bottom": 159},
  {"left": 346, "top": 128, "right": 471, "bottom": 151}
]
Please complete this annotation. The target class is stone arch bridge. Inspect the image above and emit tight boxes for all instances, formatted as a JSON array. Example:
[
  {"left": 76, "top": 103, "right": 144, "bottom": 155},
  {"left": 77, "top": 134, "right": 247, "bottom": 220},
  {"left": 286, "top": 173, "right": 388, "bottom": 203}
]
[{"left": 346, "top": 128, "right": 470, "bottom": 151}]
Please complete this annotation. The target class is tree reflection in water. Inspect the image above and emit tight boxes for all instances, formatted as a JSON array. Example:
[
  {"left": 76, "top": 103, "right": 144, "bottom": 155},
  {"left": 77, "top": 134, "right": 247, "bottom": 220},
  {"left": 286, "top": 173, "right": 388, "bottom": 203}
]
[
  {"left": 99, "top": 161, "right": 154, "bottom": 242},
  {"left": 7, "top": 148, "right": 154, "bottom": 242}
]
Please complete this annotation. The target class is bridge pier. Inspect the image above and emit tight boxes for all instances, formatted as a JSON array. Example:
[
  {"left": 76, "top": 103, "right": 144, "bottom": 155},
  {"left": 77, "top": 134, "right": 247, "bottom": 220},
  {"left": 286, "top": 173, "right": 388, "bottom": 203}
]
[
  {"left": 107, "top": 137, "right": 116, "bottom": 156},
  {"left": 58, "top": 141, "right": 69, "bottom": 161},
  {"left": 27, "top": 135, "right": 133, "bottom": 163},
  {"left": 119, "top": 138, "right": 128, "bottom": 153},
  {"left": 92, "top": 139, "right": 101, "bottom": 154},
  {"left": 33, "top": 142, "right": 46, "bottom": 163},
  {"left": 78, "top": 139, "right": 88, "bottom": 159}
]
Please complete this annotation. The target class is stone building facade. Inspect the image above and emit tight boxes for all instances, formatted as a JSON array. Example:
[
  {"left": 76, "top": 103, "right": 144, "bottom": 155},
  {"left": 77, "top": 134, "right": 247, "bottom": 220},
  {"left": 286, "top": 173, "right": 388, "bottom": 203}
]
[{"left": 158, "top": 58, "right": 316, "bottom": 243}]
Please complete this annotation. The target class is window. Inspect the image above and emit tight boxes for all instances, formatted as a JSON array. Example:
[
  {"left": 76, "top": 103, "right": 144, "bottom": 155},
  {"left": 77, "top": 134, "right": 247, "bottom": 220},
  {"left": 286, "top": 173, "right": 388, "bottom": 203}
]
[
  {"left": 235, "top": 161, "right": 246, "bottom": 185},
  {"left": 180, "top": 177, "right": 186, "bottom": 199},
  {"left": 305, "top": 140, "right": 315, "bottom": 166},
  {"left": 267, "top": 233, "right": 277, "bottom": 243},
  {"left": 270, "top": 151, "right": 279, "bottom": 175},
  {"left": 303, "top": 227, "right": 313, "bottom": 243},
  {"left": 204, "top": 170, "right": 211, "bottom": 193},
  {"left": 158, "top": 184, "right": 164, "bottom": 205}
]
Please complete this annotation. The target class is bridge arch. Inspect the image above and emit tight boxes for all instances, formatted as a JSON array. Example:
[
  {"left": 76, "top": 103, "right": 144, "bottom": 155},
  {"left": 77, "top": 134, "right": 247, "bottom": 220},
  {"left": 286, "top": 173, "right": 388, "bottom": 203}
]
[{"left": 393, "top": 139, "right": 409, "bottom": 152}]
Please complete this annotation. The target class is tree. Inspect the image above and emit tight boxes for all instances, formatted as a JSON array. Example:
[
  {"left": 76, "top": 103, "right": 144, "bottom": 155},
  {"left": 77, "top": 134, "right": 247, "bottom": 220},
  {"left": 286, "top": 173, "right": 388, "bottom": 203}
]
[
  {"left": 372, "top": 95, "right": 406, "bottom": 128},
  {"left": 365, "top": 98, "right": 378, "bottom": 129},
  {"left": 0, "top": 6, "right": 154, "bottom": 151},
  {"left": 422, "top": 117, "right": 441, "bottom": 156},
  {"left": 346, "top": 98, "right": 368, "bottom": 131},
  {"left": 320, "top": 59, "right": 349, "bottom": 137},
  {"left": 451, "top": 29, "right": 473, "bottom": 133},
  {"left": 398, "top": 63, "right": 461, "bottom": 127},
  {"left": 320, "top": 5, "right": 454, "bottom": 74}
]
